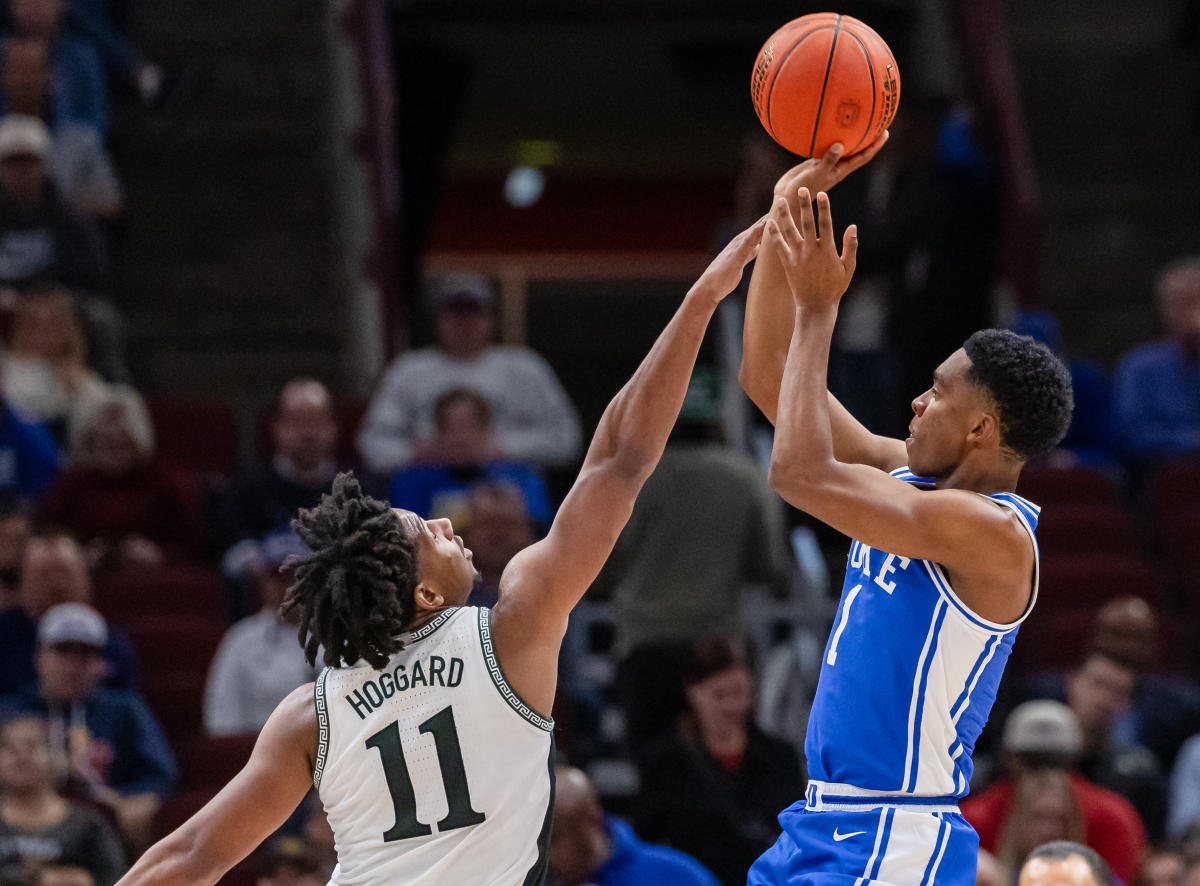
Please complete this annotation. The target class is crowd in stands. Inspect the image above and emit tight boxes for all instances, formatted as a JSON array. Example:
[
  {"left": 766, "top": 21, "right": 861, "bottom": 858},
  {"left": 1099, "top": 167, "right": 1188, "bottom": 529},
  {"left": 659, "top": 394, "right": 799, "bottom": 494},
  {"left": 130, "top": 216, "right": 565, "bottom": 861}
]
[{"left": 0, "top": 5, "right": 1194, "bottom": 884}]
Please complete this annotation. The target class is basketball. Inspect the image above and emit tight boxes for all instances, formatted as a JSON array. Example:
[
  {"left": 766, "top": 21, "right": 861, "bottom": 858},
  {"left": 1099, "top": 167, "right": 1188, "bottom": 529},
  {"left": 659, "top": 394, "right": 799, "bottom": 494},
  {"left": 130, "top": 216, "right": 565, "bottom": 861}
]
[{"left": 751, "top": 13, "right": 900, "bottom": 158}]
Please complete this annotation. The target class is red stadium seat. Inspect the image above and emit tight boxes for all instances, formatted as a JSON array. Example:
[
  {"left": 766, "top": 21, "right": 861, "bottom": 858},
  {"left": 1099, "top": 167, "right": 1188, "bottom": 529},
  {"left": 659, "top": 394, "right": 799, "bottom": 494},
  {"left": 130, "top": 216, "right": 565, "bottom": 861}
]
[
  {"left": 176, "top": 733, "right": 257, "bottom": 791},
  {"left": 1016, "top": 466, "right": 1122, "bottom": 508},
  {"left": 94, "top": 563, "right": 226, "bottom": 623},
  {"left": 147, "top": 397, "right": 241, "bottom": 478},
  {"left": 1148, "top": 459, "right": 1200, "bottom": 518},
  {"left": 1037, "top": 552, "right": 1161, "bottom": 611},
  {"left": 1033, "top": 503, "right": 1140, "bottom": 557},
  {"left": 1015, "top": 605, "right": 1189, "bottom": 675},
  {"left": 143, "top": 669, "right": 208, "bottom": 743}
]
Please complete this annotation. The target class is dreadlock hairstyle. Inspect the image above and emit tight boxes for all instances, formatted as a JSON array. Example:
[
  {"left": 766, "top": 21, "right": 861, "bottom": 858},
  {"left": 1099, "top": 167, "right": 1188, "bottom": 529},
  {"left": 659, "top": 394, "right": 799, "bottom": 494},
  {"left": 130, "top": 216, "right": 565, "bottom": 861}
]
[{"left": 282, "top": 472, "right": 419, "bottom": 669}]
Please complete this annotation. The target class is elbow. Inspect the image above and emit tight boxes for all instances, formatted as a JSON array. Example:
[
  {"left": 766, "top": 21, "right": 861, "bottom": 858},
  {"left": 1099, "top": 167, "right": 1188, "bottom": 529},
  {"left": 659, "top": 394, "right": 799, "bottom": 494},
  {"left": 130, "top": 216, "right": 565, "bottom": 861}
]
[{"left": 767, "top": 456, "right": 820, "bottom": 506}]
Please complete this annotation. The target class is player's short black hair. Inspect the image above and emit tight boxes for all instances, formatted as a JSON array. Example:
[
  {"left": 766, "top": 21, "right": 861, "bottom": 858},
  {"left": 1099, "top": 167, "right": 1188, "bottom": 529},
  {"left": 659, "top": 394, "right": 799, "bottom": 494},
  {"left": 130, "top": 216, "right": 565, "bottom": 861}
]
[
  {"left": 282, "top": 472, "right": 418, "bottom": 669},
  {"left": 963, "top": 329, "right": 1074, "bottom": 460},
  {"left": 1023, "top": 841, "right": 1112, "bottom": 886}
]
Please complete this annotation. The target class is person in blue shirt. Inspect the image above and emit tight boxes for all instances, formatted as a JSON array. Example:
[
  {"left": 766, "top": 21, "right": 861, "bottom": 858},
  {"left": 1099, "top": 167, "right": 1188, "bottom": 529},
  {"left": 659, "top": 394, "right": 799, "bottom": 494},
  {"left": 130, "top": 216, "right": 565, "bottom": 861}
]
[
  {"left": 1113, "top": 257, "right": 1200, "bottom": 469},
  {"left": 739, "top": 157, "right": 1073, "bottom": 885},
  {"left": 547, "top": 766, "right": 720, "bottom": 886},
  {"left": 0, "top": 397, "right": 59, "bottom": 501},
  {"left": 0, "top": 602, "right": 176, "bottom": 852},
  {"left": 389, "top": 386, "right": 553, "bottom": 529}
]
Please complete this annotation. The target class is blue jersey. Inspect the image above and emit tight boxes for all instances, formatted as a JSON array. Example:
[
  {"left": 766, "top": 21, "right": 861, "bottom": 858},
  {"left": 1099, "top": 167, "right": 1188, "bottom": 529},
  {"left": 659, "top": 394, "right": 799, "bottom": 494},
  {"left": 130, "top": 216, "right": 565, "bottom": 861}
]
[{"left": 804, "top": 467, "right": 1040, "bottom": 798}]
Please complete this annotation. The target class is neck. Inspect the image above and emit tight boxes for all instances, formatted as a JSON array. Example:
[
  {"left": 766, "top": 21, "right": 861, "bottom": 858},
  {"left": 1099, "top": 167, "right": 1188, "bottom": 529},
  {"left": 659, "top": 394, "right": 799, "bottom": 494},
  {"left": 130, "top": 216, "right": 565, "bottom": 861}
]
[
  {"left": 699, "top": 723, "right": 747, "bottom": 757},
  {"left": 2, "top": 787, "right": 63, "bottom": 819},
  {"left": 935, "top": 453, "right": 1023, "bottom": 494}
]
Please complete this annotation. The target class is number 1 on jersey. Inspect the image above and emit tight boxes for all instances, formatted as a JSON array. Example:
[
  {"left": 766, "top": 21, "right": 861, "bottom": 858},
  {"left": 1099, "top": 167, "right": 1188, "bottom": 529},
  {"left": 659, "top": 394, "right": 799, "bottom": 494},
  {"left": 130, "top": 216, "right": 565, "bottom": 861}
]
[{"left": 366, "top": 705, "right": 486, "bottom": 842}]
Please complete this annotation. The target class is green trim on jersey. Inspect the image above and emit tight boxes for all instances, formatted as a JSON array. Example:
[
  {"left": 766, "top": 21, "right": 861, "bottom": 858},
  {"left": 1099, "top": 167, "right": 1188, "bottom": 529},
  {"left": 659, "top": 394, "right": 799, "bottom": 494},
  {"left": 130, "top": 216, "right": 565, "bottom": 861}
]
[
  {"left": 313, "top": 667, "right": 331, "bottom": 788},
  {"left": 405, "top": 607, "right": 461, "bottom": 643},
  {"left": 476, "top": 607, "right": 554, "bottom": 732}
]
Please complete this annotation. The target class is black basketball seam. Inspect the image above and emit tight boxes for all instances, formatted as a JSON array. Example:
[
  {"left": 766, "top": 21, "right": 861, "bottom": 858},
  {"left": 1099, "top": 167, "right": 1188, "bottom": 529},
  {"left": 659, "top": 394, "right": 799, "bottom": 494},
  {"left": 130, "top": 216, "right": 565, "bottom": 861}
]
[
  {"left": 764, "top": 25, "right": 833, "bottom": 146},
  {"left": 842, "top": 28, "right": 877, "bottom": 155},
  {"left": 808, "top": 15, "right": 843, "bottom": 158}
]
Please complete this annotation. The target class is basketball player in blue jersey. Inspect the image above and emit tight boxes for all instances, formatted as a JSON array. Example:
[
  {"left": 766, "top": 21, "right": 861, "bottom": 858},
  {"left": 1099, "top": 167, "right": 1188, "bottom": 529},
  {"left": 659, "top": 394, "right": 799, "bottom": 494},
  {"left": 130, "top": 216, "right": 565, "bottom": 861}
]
[
  {"left": 110, "top": 221, "right": 769, "bottom": 886},
  {"left": 739, "top": 179, "right": 1073, "bottom": 884}
]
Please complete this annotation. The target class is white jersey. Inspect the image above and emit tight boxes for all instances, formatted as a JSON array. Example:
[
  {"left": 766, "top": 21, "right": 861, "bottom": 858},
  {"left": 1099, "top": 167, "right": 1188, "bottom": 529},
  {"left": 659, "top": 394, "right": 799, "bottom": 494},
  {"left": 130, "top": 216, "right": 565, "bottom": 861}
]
[{"left": 314, "top": 606, "right": 555, "bottom": 886}]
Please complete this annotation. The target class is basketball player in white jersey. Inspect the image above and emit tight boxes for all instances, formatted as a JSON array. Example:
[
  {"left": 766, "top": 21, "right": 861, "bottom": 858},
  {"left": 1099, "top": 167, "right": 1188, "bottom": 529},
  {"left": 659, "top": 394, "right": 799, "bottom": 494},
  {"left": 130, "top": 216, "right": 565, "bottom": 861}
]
[
  {"left": 111, "top": 216, "right": 769, "bottom": 886},
  {"left": 739, "top": 177, "right": 1073, "bottom": 885}
]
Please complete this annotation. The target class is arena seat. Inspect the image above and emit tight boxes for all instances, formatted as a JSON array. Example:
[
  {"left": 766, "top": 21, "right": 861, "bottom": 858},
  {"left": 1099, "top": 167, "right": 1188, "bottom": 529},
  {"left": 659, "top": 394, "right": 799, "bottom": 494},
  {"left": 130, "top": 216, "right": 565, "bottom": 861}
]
[
  {"left": 142, "top": 669, "right": 209, "bottom": 743},
  {"left": 1036, "top": 552, "right": 1161, "bottom": 611},
  {"left": 94, "top": 563, "right": 226, "bottom": 623},
  {"left": 146, "top": 397, "right": 241, "bottom": 478},
  {"left": 177, "top": 733, "right": 257, "bottom": 791},
  {"left": 1015, "top": 605, "right": 1189, "bottom": 675},
  {"left": 1032, "top": 503, "right": 1139, "bottom": 557},
  {"left": 1016, "top": 466, "right": 1123, "bottom": 508}
]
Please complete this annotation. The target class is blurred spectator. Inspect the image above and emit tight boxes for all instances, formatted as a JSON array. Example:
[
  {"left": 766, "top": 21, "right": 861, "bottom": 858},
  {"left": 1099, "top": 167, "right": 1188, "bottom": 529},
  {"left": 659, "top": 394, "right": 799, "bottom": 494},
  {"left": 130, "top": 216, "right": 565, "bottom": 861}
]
[
  {"left": 1018, "top": 842, "right": 1114, "bottom": 886},
  {"left": 595, "top": 371, "right": 790, "bottom": 745},
  {"left": 1010, "top": 309, "right": 1116, "bottom": 468},
  {"left": 388, "top": 387, "right": 552, "bottom": 529},
  {"left": 4, "top": 288, "right": 104, "bottom": 444},
  {"left": 548, "top": 765, "right": 719, "bottom": 886},
  {"left": 1168, "top": 734, "right": 1200, "bottom": 838},
  {"left": 219, "top": 378, "right": 338, "bottom": 616},
  {"left": 961, "top": 700, "right": 1146, "bottom": 884},
  {"left": 630, "top": 638, "right": 802, "bottom": 886},
  {"left": 0, "top": 114, "right": 107, "bottom": 293},
  {"left": 37, "top": 385, "right": 205, "bottom": 568},
  {"left": 1067, "top": 650, "right": 1167, "bottom": 837},
  {"left": 252, "top": 837, "right": 324, "bottom": 886},
  {"left": 1025, "top": 597, "right": 1200, "bottom": 774},
  {"left": 995, "top": 769, "right": 1085, "bottom": 880},
  {"left": 0, "top": 713, "right": 124, "bottom": 886},
  {"left": 0, "top": 42, "right": 120, "bottom": 220},
  {"left": 1, "top": 0, "right": 105, "bottom": 134},
  {"left": 357, "top": 272, "right": 582, "bottom": 475},
  {"left": 976, "top": 849, "right": 1004, "bottom": 886},
  {"left": 0, "top": 532, "right": 137, "bottom": 696},
  {"left": 203, "top": 530, "right": 316, "bottom": 737},
  {"left": 460, "top": 480, "right": 535, "bottom": 609},
  {"left": 1113, "top": 258, "right": 1200, "bottom": 469},
  {"left": 0, "top": 603, "right": 176, "bottom": 849},
  {"left": 58, "top": 0, "right": 181, "bottom": 113},
  {"left": 0, "top": 494, "right": 29, "bottom": 606},
  {"left": 0, "top": 360, "right": 58, "bottom": 501},
  {"left": 296, "top": 792, "right": 335, "bottom": 878},
  {"left": 1136, "top": 847, "right": 1186, "bottom": 886}
]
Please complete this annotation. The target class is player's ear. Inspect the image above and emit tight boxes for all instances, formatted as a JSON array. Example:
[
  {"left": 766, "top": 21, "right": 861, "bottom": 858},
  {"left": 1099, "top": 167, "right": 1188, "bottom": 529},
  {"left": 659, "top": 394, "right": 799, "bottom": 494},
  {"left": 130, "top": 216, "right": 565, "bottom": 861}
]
[
  {"left": 413, "top": 582, "right": 445, "bottom": 612},
  {"left": 967, "top": 410, "right": 1001, "bottom": 447}
]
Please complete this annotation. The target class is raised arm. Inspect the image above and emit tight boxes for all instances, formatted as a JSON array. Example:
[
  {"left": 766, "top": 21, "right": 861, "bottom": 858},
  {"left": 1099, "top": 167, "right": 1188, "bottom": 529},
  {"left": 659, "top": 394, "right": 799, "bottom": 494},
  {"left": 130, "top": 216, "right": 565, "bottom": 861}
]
[
  {"left": 763, "top": 192, "right": 1032, "bottom": 624},
  {"left": 489, "top": 218, "right": 766, "bottom": 712},
  {"left": 739, "top": 136, "right": 906, "bottom": 472},
  {"left": 113, "top": 685, "right": 316, "bottom": 886}
]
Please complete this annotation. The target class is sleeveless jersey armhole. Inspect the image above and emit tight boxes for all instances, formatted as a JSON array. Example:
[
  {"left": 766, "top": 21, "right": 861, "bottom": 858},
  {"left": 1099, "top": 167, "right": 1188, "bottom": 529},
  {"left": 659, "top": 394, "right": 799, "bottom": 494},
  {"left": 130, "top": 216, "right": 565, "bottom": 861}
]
[
  {"left": 476, "top": 607, "right": 554, "bottom": 732},
  {"left": 313, "top": 667, "right": 331, "bottom": 788}
]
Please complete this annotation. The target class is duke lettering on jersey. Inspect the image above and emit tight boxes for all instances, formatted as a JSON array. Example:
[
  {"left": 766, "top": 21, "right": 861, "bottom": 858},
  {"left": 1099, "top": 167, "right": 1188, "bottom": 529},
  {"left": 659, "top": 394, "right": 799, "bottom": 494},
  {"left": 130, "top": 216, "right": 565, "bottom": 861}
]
[
  {"left": 805, "top": 468, "right": 1040, "bottom": 798},
  {"left": 344, "top": 655, "right": 466, "bottom": 719}
]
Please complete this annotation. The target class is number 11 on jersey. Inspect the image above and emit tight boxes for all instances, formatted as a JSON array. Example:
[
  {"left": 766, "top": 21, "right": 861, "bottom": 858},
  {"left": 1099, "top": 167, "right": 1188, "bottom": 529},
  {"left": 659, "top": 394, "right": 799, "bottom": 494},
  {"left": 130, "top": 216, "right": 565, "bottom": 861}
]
[{"left": 366, "top": 705, "right": 486, "bottom": 842}]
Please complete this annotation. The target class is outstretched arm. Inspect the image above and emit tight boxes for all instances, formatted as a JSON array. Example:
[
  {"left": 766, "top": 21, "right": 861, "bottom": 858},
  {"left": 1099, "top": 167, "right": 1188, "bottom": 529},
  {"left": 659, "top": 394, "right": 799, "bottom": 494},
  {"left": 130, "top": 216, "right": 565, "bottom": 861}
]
[
  {"left": 739, "top": 136, "right": 906, "bottom": 471},
  {"left": 490, "top": 218, "right": 767, "bottom": 714},
  {"left": 764, "top": 193, "right": 1032, "bottom": 624},
  {"left": 114, "top": 686, "right": 316, "bottom": 886}
]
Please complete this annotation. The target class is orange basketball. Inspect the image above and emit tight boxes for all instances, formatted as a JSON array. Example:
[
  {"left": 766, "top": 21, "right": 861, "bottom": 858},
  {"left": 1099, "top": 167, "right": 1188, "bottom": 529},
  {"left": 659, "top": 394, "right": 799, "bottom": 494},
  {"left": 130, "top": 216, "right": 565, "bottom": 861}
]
[{"left": 751, "top": 13, "right": 900, "bottom": 158}]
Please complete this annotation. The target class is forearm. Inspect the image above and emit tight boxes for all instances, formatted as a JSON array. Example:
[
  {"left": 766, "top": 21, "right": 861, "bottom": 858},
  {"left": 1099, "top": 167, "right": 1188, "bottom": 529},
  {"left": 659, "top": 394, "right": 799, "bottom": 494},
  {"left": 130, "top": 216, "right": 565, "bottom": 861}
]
[
  {"left": 588, "top": 287, "right": 719, "bottom": 479},
  {"left": 740, "top": 237, "right": 794, "bottom": 423},
  {"left": 116, "top": 832, "right": 215, "bottom": 886},
  {"left": 769, "top": 307, "right": 840, "bottom": 492}
]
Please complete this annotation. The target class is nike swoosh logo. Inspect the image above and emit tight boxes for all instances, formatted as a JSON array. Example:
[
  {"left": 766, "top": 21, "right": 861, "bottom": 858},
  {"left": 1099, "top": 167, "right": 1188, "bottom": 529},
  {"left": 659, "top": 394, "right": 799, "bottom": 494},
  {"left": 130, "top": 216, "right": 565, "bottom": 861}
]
[{"left": 833, "top": 829, "right": 867, "bottom": 842}]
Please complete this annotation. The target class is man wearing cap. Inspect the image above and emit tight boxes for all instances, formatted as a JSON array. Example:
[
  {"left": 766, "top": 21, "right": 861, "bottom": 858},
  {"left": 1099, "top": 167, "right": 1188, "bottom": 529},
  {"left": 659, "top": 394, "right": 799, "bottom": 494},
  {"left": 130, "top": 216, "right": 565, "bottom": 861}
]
[
  {"left": 0, "top": 602, "right": 176, "bottom": 851},
  {"left": 960, "top": 700, "right": 1145, "bottom": 883},
  {"left": 203, "top": 530, "right": 318, "bottom": 737},
  {"left": 356, "top": 271, "right": 582, "bottom": 476},
  {"left": 0, "top": 113, "right": 107, "bottom": 292}
]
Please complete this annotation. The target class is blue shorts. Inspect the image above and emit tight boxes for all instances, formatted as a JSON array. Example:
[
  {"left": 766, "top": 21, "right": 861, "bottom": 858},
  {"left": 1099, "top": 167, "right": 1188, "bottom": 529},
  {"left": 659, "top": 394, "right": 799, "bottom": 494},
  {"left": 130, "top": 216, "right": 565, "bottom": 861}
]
[{"left": 747, "top": 804, "right": 979, "bottom": 886}]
